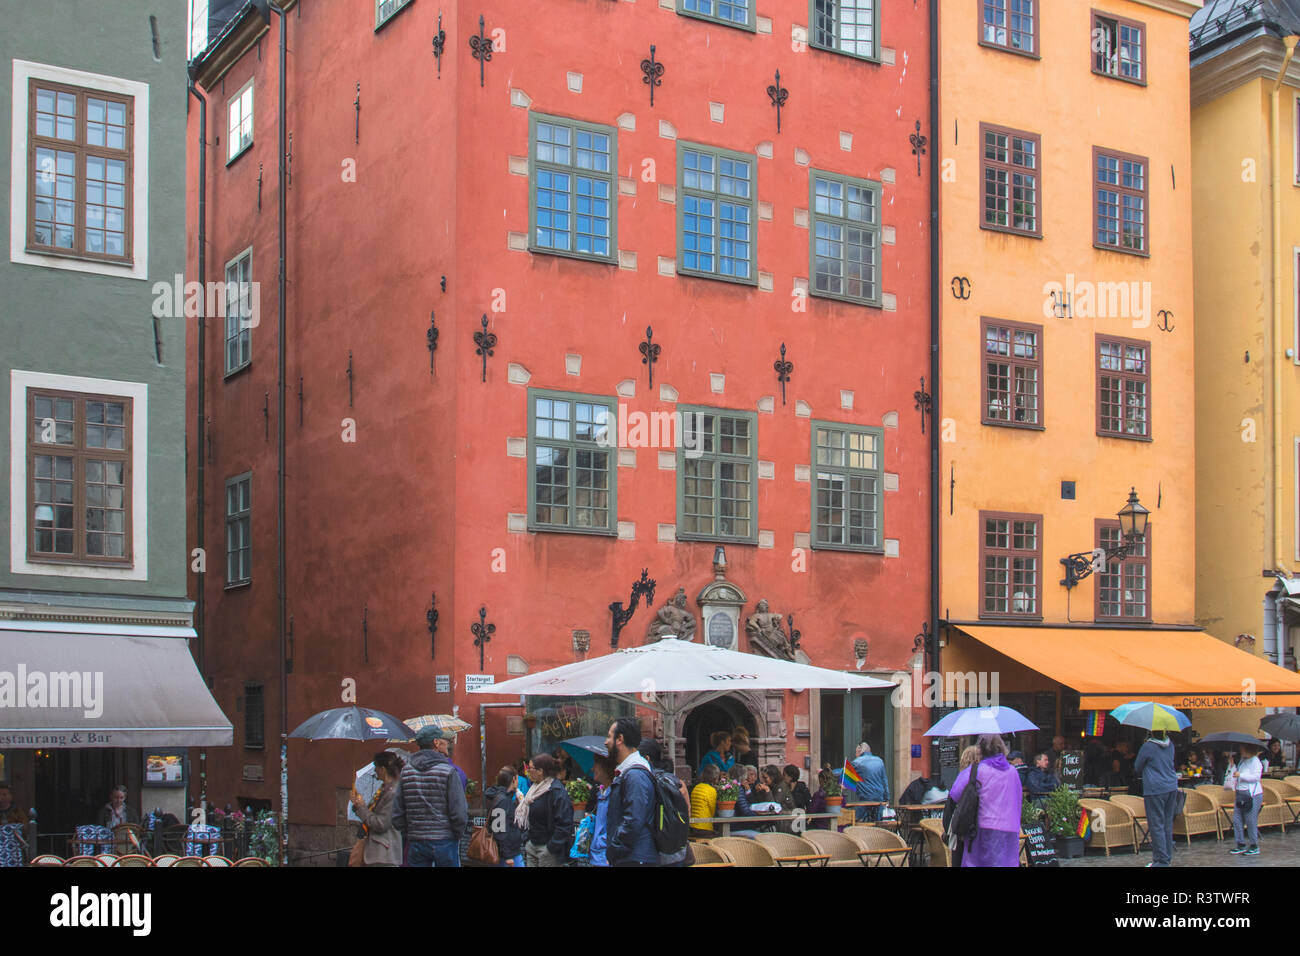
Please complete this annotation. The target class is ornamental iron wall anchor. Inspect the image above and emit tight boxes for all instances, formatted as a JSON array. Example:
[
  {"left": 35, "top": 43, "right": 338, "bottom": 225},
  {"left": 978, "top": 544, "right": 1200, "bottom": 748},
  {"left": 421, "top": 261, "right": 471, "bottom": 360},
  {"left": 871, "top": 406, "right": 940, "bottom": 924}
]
[
  {"left": 786, "top": 613, "right": 802, "bottom": 654},
  {"left": 639, "top": 325, "right": 660, "bottom": 388},
  {"left": 950, "top": 275, "right": 971, "bottom": 300},
  {"left": 427, "top": 592, "right": 439, "bottom": 659},
  {"left": 914, "top": 376, "right": 932, "bottom": 434},
  {"left": 610, "top": 569, "right": 656, "bottom": 648},
  {"left": 471, "top": 605, "right": 495, "bottom": 670},
  {"left": 910, "top": 120, "right": 928, "bottom": 176},
  {"left": 1157, "top": 310, "right": 1174, "bottom": 332},
  {"left": 469, "top": 15, "right": 493, "bottom": 88},
  {"left": 432, "top": 12, "right": 446, "bottom": 77},
  {"left": 354, "top": 82, "right": 360, "bottom": 144},
  {"left": 257, "top": 162, "right": 263, "bottom": 211},
  {"left": 346, "top": 350, "right": 354, "bottom": 407},
  {"left": 286, "top": 132, "right": 292, "bottom": 187},
  {"left": 641, "top": 45, "right": 665, "bottom": 107},
  {"left": 362, "top": 605, "right": 369, "bottom": 663},
  {"left": 427, "top": 310, "right": 439, "bottom": 372},
  {"left": 767, "top": 70, "right": 788, "bottom": 133},
  {"left": 774, "top": 342, "right": 793, "bottom": 405},
  {"left": 473, "top": 314, "right": 497, "bottom": 382}
]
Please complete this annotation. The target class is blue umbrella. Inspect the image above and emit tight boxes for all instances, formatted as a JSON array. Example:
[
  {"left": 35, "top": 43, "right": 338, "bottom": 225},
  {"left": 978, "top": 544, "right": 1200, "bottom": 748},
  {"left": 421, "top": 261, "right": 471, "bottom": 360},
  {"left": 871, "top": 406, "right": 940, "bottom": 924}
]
[
  {"left": 923, "top": 706, "right": 1037, "bottom": 737},
  {"left": 1109, "top": 701, "right": 1190, "bottom": 732},
  {"left": 557, "top": 736, "right": 608, "bottom": 776}
]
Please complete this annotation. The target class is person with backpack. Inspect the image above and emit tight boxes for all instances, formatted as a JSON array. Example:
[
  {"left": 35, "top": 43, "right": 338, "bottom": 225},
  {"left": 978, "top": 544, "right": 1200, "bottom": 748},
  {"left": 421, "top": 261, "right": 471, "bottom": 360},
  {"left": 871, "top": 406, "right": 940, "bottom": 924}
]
[
  {"left": 604, "top": 717, "right": 660, "bottom": 867},
  {"left": 484, "top": 765, "right": 525, "bottom": 867},
  {"left": 947, "top": 734, "right": 1022, "bottom": 867}
]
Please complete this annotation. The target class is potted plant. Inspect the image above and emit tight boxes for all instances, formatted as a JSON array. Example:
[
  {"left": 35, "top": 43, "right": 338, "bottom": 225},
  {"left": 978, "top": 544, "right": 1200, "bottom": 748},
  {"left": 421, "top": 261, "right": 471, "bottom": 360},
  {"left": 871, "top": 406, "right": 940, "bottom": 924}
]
[
  {"left": 1045, "top": 786, "right": 1085, "bottom": 858},
  {"left": 823, "top": 775, "right": 843, "bottom": 810},
  {"left": 522, "top": 713, "right": 538, "bottom": 731},
  {"left": 566, "top": 778, "right": 591, "bottom": 820},
  {"left": 716, "top": 778, "right": 740, "bottom": 816}
]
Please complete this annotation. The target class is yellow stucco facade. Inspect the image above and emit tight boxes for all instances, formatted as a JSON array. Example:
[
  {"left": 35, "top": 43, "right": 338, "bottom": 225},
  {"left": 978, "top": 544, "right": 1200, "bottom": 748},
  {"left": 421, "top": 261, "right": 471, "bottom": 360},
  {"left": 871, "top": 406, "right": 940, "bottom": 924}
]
[{"left": 1192, "top": 23, "right": 1300, "bottom": 735}]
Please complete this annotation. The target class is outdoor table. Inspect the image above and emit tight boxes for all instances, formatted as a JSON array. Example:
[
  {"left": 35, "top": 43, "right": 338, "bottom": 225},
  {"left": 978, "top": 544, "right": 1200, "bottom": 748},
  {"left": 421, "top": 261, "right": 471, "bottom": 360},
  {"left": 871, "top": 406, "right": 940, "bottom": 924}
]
[
  {"left": 893, "top": 803, "right": 945, "bottom": 866},
  {"left": 773, "top": 852, "right": 830, "bottom": 868},
  {"left": 841, "top": 801, "right": 888, "bottom": 823},
  {"left": 857, "top": 846, "right": 909, "bottom": 868},
  {"left": 691, "top": 862, "right": 734, "bottom": 868},
  {"left": 1283, "top": 797, "right": 1300, "bottom": 825},
  {"left": 689, "top": 812, "right": 840, "bottom": 838}
]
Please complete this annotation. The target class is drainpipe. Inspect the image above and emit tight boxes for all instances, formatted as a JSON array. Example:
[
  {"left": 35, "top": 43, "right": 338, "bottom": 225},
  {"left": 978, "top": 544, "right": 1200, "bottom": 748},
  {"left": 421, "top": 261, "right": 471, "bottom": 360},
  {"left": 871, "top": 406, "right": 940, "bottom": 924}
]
[
  {"left": 927, "top": 0, "right": 941, "bottom": 776},
  {"left": 1270, "top": 37, "right": 1298, "bottom": 584},
  {"left": 187, "top": 78, "right": 207, "bottom": 678},
  {"left": 269, "top": 0, "right": 289, "bottom": 866}
]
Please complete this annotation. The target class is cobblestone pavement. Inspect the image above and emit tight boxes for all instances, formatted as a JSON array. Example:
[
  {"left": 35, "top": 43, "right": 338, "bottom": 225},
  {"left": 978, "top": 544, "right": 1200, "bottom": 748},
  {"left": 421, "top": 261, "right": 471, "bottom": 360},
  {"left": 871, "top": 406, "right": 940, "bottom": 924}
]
[{"left": 1060, "top": 830, "right": 1300, "bottom": 867}]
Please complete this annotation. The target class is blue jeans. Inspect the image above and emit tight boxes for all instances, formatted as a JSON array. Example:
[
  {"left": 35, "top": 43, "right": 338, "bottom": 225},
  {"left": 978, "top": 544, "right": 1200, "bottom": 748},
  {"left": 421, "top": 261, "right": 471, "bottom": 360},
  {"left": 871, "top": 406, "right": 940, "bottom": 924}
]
[
  {"left": 407, "top": 838, "right": 460, "bottom": 867},
  {"left": 1233, "top": 793, "right": 1261, "bottom": 847},
  {"left": 1143, "top": 790, "right": 1178, "bottom": 867}
]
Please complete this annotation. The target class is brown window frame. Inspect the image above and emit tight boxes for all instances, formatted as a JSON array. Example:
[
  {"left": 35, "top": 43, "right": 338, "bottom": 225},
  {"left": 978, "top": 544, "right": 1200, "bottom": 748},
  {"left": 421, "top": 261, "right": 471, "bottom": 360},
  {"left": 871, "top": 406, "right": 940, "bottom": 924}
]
[
  {"left": 979, "top": 510, "right": 1043, "bottom": 621},
  {"left": 1091, "top": 9, "right": 1146, "bottom": 86},
  {"left": 1093, "top": 146, "right": 1150, "bottom": 256},
  {"left": 979, "top": 0, "right": 1039, "bottom": 59},
  {"left": 980, "top": 317, "right": 1045, "bottom": 429},
  {"left": 26, "top": 389, "right": 133, "bottom": 566},
  {"left": 980, "top": 123, "right": 1042, "bottom": 239},
  {"left": 1094, "top": 519, "right": 1151, "bottom": 623},
  {"left": 26, "top": 79, "right": 135, "bottom": 264},
  {"left": 1096, "top": 333, "right": 1152, "bottom": 441}
]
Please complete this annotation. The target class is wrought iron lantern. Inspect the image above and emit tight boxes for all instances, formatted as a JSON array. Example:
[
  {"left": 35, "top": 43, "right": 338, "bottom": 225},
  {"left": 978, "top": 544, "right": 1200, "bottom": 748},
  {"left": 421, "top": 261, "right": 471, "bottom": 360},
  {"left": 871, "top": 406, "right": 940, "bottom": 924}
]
[{"left": 1060, "top": 487, "right": 1149, "bottom": 589}]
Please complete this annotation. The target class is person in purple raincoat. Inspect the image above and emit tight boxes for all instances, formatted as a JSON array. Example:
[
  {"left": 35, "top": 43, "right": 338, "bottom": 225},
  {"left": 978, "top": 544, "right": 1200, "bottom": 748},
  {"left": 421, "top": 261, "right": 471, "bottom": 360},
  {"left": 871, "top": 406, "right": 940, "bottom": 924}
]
[{"left": 948, "top": 734, "right": 1023, "bottom": 867}]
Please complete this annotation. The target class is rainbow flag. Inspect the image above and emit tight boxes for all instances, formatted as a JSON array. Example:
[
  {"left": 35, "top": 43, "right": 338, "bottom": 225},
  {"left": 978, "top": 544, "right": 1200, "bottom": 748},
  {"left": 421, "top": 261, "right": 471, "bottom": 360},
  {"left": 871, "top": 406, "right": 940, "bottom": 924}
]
[
  {"left": 841, "top": 759, "right": 863, "bottom": 793},
  {"left": 1087, "top": 711, "right": 1105, "bottom": 736},
  {"left": 1077, "top": 809, "right": 1091, "bottom": 840}
]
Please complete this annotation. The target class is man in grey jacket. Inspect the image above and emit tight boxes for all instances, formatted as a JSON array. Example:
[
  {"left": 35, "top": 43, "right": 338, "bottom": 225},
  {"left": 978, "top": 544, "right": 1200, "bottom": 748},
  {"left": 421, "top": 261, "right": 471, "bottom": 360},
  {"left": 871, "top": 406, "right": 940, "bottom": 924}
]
[
  {"left": 393, "top": 726, "right": 468, "bottom": 866},
  {"left": 1134, "top": 732, "right": 1179, "bottom": 867}
]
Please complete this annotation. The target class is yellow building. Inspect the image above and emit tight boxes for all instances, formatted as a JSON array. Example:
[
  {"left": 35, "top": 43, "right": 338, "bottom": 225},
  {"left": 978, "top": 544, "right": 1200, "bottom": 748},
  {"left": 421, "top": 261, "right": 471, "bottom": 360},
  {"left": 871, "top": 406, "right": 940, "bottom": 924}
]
[
  {"left": 933, "top": 0, "right": 1300, "bottom": 779},
  {"left": 1191, "top": 0, "right": 1300, "bottom": 740}
]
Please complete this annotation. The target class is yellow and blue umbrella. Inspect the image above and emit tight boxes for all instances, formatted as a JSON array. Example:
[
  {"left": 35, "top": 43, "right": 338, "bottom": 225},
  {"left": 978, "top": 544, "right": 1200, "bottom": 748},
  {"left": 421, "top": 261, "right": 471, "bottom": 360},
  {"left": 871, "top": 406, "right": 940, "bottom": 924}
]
[{"left": 1109, "top": 701, "right": 1190, "bottom": 732}]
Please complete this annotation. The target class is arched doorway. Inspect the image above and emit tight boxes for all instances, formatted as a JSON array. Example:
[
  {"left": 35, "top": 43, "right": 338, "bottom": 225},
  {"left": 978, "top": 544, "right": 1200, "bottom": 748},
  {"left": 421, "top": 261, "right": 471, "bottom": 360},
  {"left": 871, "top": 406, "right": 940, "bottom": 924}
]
[{"left": 681, "top": 695, "right": 759, "bottom": 780}]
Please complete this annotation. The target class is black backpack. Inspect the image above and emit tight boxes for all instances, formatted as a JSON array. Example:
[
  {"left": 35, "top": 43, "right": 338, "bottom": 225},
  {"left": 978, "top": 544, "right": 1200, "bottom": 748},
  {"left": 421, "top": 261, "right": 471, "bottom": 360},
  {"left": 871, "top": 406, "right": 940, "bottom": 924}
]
[
  {"left": 948, "top": 760, "right": 981, "bottom": 843},
  {"left": 627, "top": 764, "right": 690, "bottom": 856}
]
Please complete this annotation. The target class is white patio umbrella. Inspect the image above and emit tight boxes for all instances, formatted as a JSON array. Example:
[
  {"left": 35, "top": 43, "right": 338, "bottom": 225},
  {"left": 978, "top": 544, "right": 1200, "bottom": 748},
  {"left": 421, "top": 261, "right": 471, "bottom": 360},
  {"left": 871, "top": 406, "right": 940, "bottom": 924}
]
[{"left": 467, "top": 638, "right": 896, "bottom": 768}]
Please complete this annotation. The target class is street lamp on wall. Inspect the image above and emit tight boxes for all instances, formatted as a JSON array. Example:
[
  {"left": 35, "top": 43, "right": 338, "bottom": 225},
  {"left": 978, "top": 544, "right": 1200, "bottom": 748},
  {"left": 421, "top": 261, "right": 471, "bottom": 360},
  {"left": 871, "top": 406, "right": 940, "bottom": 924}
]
[{"left": 1059, "top": 487, "right": 1150, "bottom": 589}]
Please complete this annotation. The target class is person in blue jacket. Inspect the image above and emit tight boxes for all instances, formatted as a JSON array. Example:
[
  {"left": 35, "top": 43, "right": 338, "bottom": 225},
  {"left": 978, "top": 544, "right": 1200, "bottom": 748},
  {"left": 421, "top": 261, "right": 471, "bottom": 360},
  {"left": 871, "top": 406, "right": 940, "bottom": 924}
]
[
  {"left": 588, "top": 755, "right": 615, "bottom": 867},
  {"left": 604, "top": 717, "right": 659, "bottom": 867}
]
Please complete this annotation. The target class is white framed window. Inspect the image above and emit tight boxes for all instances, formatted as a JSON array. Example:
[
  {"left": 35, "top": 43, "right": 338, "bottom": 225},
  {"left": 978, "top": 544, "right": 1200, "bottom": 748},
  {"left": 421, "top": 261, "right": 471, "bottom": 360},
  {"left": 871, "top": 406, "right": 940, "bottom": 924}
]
[
  {"left": 227, "top": 80, "right": 253, "bottom": 163},
  {"left": 224, "top": 247, "right": 253, "bottom": 374},
  {"left": 189, "top": 0, "right": 209, "bottom": 60},
  {"left": 226, "top": 473, "right": 251, "bottom": 586},
  {"left": 9, "top": 370, "right": 149, "bottom": 581},
  {"left": 1294, "top": 94, "right": 1300, "bottom": 186},
  {"left": 10, "top": 60, "right": 149, "bottom": 280},
  {"left": 1293, "top": 247, "right": 1300, "bottom": 366},
  {"left": 1295, "top": 437, "right": 1300, "bottom": 565}
]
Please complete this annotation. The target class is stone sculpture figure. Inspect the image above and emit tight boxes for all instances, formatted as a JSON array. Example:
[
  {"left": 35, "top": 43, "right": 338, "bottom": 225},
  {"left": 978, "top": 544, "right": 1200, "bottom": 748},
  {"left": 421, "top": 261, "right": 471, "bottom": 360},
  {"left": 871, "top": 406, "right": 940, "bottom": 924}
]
[
  {"left": 745, "top": 599, "right": 794, "bottom": 660},
  {"left": 646, "top": 587, "right": 697, "bottom": 643}
]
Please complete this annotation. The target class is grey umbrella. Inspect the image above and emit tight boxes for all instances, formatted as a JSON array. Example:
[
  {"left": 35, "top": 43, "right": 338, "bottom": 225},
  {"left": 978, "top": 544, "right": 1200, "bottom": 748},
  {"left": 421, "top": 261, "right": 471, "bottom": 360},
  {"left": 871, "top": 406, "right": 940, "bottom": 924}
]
[
  {"left": 1196, "top": 731, "right": 1267, "bottom": 748},
  {"left": 1260, "top": 713, "right": 1300, "bottom": 743},
  {"left": 288, "top": 706, "right": 416, "bottom": 742}
]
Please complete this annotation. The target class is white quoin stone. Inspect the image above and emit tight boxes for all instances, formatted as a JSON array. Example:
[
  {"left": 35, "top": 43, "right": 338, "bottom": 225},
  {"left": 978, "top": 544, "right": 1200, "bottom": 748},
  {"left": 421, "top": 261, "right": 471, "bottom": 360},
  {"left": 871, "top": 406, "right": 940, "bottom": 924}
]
[
  {"left": 758, "top": 460, "right": 775, "bottom": 480},
  {"left": 710, "top": 374, "right": 725, "bottom": 394},
  {"left": 840, "top": 390, "right": 854, "bottom": 410},
  {"left": 884, "top": 472, "right": 899, "bottom": 491},
  {"left": 566, "top": 72, "right": 583, "bottom": 93},
  {"left": 660, "top": 383, "right": 678, "bottom": 402},
  {"left": 658, "top": 523, "right": 676, "bottom": 542},
  {"left": 510, "top": 89, "right": 532, "bottom": 109},
  {"left": 756, "top": 396, "right": 775, "bottom": 413},
  {"left": 794, "top": 465, "right": 811, "bottom": 482},
  {"left": 565, "top": 354, "right": 582, "bottom": 376},
  {"left": 507, "top": 513, "right": 527, "bottom": 533},
  {"left": 658, "top": 452, "right": 676, "bottom": 470},
  {"left": 795, "top": 401, "right": 812, "bottom": 418},
  {"left": 839, "top": 131, "right": 853, "bottom": 151},
  {"left": 507, "top": 363, "right": 531, "bottom": 385},
  {"left": 618, "top": 250, "right": 638, "bottom": 270},
  {"left": 618, "top": 449, "right": 636, "bottom": 468},
  {"left": 883, "top": 411, "right": 899, "bottom": 428},
  {"left": 709, "top": 102, "right": 725, "bottom": 123},
  {"left": 659, "top": 119, "right": 677, "bottom": 139},
  {"left": 618, "top": 521, "right": 635, "bottom": 541},
  {"left": 617, "top": 112, "right": 636, "bottom": 131},
  {"left": 616, "top": 379, "right": 636, "bottom": 398},
  {"left": 506, "top": 437, "right": 526, "bottom": 457}
]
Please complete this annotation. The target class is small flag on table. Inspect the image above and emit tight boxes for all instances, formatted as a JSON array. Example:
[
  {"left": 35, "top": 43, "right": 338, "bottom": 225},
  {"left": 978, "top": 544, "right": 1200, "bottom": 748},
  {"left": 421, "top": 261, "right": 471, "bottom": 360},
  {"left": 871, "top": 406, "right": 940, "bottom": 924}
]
[
  {"left": 841, "top": 759, "right": 863, "bottom": 794},
  {"left": 1077, "top": 809, "right": 1091, "bottom": 840},
  {"left": 1086, "top": 711, "right": 1105, "bottom": 736}
]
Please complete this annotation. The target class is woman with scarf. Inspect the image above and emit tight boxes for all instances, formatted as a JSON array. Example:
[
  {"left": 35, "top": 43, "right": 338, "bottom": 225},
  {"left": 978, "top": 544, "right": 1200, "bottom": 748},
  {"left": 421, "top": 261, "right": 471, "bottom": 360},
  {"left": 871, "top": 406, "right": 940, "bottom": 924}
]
[
  {"left": 947, "top": 735, "right": 1022, "bottom": 867},
  {"left": 516, "top": 754, "right": 574, "bottom": 867},
  {"left": 349, "top": 752, "right": 404, "bottom": 866}
]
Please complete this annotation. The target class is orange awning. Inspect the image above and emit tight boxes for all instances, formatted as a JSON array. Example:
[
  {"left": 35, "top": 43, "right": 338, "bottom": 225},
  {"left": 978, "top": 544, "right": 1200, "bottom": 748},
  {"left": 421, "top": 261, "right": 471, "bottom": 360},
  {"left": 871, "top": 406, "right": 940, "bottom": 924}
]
[{"left": 953, "top": 625, "right": 1300, "bottom": 710}]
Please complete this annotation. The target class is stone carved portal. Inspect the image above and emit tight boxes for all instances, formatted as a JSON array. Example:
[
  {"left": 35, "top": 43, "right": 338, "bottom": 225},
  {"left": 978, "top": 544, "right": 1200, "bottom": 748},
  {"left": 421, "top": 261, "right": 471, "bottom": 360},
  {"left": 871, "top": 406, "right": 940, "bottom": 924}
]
[{"left": 668, "top": 690, "right": 787, "bottom": 782}]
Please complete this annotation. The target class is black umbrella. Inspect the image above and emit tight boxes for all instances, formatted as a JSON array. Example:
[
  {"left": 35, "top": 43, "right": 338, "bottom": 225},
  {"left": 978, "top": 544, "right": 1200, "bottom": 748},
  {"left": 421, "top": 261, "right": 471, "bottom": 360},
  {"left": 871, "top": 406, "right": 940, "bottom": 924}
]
[
  {"left": 1196, "top": 731, "right": 1267, "bottom": 748},
  {"left": 1260, "top": 713, "right": 1300, "bottom": 743},
  {"left": 288, "top": 706, "right": 416, "bottom": 742}
]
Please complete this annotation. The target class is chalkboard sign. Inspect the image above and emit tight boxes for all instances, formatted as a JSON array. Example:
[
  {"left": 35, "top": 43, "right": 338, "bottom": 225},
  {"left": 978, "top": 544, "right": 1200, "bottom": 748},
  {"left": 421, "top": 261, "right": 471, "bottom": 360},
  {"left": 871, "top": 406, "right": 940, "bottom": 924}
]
[
  {"left": 1022, "top": 823, "right": 1058, "bottom": 866},
  {"left": 1035, "top": 692, "right": 1057, "bottom": 735},
  {"left": 1059, "top": 750, "right": 1084, "bottom": 786},
  {"left": 932, "top": 705, "right": 962, "bottom": 787}
]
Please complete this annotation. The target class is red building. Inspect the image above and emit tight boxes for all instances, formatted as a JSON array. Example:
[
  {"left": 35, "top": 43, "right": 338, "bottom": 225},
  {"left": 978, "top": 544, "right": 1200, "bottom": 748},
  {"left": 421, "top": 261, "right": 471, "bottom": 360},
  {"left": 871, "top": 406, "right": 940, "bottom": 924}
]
[{"left": 187, "top": 0, "right": 931, "bottom": 857}]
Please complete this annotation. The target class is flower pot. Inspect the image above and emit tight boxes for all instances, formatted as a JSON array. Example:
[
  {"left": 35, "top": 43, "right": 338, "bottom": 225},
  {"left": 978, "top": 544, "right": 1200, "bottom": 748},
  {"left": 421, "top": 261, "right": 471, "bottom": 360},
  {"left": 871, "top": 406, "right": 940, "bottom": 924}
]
[
  {"left": 717, "top": 800, "right": 736, "bottom": 817},
  {"left": 1053, "top": 835, "right": 1085, "bottom": 859},
  {"left": 571, "top": 800, "right": 585, "bottom": 821},
  {"left": 826, "top": 795, "right": 843, "bottom": 810}
]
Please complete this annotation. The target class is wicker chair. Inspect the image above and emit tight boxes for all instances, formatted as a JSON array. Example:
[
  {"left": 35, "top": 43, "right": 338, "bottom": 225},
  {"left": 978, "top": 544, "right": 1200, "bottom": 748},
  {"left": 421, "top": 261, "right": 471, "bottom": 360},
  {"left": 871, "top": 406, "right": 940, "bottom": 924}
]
[
  {"left": 1108, "top": 794, "right": 1150, "bottom": 845},
  {"left": 1263, "top": 778, "right": 1300, "bottom": 798},
  {"left": 232, "top": 856, "right": 271, "bottom": 867},
  {"left": 114, "top": 854, "right": 153, "bottom": 867},
  {"left": 1174, "top": 788, "right": 1223, "bottom": 843},
  {"left": 1256, "top": 788, "right": 1288, "bottom": 833},
  {"left": 112, "top": 823, "right": 145, "bottom": 855},
  {"left": 94, "top": 853, "right": 119, "bottom": 867},
  {"left": 152, "top": 854, "right": 179, "bottom": 867},
  {"left": 203, "top": 855, "right": 233, "bottom": 867},
  {"left": 1078, "top": 799, "right": 1138, "bottom": 856},
  {"left": 918, "top": 818, "right": 951, "bottom": 867},
  {"left": 29, "top": 854, "right": 64, "bottom": 866},
  {"left": 843, "top": 824, "right": 911, "bottom": 866},
  {"left": 1285, "top": 775, "right": 1300, "bottom": 790},
  {"left": 752, "top": 832, "right": 828, "bottom": 866},
  {"left": 709, "top": 837, "right": 778, "bottom": 867},
  {"left": 801, "top": 829, "right": 868, "bottom": 867},
  {"left": 689, "top": 841, "right": 735, "bottom": 865},
  {"left": 64, "top": 856, "right": 105, "bottom": 867},
  {"left": 171, "top": 856, "right": 207, "bottom": 867}
]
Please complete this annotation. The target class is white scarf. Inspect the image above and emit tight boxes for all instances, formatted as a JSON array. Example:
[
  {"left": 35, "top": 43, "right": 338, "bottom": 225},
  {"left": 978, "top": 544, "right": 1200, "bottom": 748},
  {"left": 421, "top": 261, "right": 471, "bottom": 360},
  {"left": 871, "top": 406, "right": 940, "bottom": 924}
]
[{"left": 515, "top": 777, "right": 554, "bottom": 831}]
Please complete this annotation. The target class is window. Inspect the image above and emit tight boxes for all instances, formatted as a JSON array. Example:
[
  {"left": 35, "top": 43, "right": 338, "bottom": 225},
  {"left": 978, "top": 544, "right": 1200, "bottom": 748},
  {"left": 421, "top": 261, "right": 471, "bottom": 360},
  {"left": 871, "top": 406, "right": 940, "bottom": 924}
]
[
  {"left": 981, "top": 0, "right": 1037, "bottom": 57},
  {"left": 980, "top": 124, "right": 1040, "bottom": 237},
  {"left": 1097, "top": 335, "right": 1150, "bottom": 439},
  {"left": 677, "top": 407, "right": 757, "bottom": 543},
  {"left": 27, "top": 390, "right": 132, "bottom": 564},
  {"left": 1092, "top": 11, "right": 1144, "bottom": 84},
  {"left": 227, "top": 80, "right": 253, "bottom": 163},
  {"left": 527, "top": 391, "right": 616, "bottom": 534},
  {"left": 677, "top": 143, "right": 757, "bottom": 284},
  {"left": 27, "top": 80, "right": 133, "bottom": 262},
  {"left": 812, "top": 422, "right": 883, "bottom": 551},
  {"left": 981, "top": 319, "right": 1043, "bottom": 427},
  {"left": 188, "top": 0, "right": 209, "bottom": 59},
  {"left": 678, "top": 0, "right": 754, "bottom": 30},
  {"left": 810, "top": 170, "right": 881, "bottom": 306},
  {"left": 225, "top": 248, "right": 252, "bottom": 375},
  {"left": 243, "top": 682, "right": 265, "bottom": 749},
  {"left": 529, "top": 114, "right": 616, "bottom": 263},
  {"left": 1096, "top": 520, "right": 1150, "bottom": 621},
  {"left": 226, "top": 473, "right": 251, "bottom": 586},
  {"left": 811, "top": 0, "right": 879, "bottom": 60},
  {"left": 375, "top": 0, "right": 414, "bottom": 29},
  {"left": 980, "top": 511, "right": 1041, "bottom": 618},
  {"left": 1094, "top": 147, "right": 1148, "bottom": 254}
]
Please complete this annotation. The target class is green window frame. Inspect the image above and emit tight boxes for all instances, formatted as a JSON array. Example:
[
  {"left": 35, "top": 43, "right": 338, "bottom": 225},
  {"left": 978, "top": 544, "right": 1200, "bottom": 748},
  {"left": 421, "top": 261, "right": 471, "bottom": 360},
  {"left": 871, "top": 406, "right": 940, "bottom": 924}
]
[
  {"left": 811, "top": 421, "right": 884, "bottom": 552},
  {"left": 528, "top": 113, "right": 617, "bottom": 264},
  {"left": 810, "top": 169, "right": 882, "bottom": 307},
  {"left": 677, "top": 0, "right": 756, "bottom": 31},
  {"left": 810, "top": 0, "right": 881, "bottom": 62},
  {"left": 375, "top": 0, "right": 415, "bottom": 30},
  {"left": 676, "top": 142, "right": 757, "bottom": 286},
  {"left": 676, "top": 406, "right": 758, "bottom": 544},
  {"left": 527, "top": 389, "right": 617, "bottom": 535}
]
